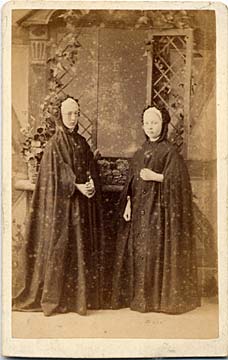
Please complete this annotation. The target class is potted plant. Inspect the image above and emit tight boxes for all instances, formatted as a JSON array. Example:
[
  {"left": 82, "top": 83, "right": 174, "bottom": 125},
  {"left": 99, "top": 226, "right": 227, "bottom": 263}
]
[{"left": 20, "top": 119, "right": 52, "bottom": 183}]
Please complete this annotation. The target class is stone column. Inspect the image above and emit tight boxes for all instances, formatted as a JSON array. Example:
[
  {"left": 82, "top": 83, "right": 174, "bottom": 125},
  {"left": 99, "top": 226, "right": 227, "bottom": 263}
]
[{"left": 28, "top": 25, "right": 49, "bottom": 127}]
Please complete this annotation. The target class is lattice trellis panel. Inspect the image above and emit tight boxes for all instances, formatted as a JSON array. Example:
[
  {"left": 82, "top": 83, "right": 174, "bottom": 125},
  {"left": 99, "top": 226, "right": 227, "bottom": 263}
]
[
  {"left": 56, "top": 68, "right": 93, "bottom": 146},
  {"left": 46, "top": 32, "right": 94, "bottom": 147},
  {"left": 147, "top": 30, "right": 193, "bottom": 157}
]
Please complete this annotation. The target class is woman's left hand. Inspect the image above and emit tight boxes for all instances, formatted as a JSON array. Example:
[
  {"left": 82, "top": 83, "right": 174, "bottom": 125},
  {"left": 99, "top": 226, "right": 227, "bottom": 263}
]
[{"left": 140, "top": 168, "right": 164, "bottom": 182}]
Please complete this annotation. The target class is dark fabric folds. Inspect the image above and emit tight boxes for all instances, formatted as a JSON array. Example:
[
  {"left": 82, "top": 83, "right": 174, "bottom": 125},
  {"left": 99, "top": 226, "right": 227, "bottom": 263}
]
[
  {"left": 111, "top": 139, "right": 201, "bottom": 314},
  {"left": 13, "top": 129, "right": 104, "bottom": 316}
]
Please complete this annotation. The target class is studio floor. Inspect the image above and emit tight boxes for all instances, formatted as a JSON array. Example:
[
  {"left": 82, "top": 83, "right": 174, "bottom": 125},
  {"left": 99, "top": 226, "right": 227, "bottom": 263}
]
[{"left": 12, "top": 298, "right": 219, "bottom": 339}]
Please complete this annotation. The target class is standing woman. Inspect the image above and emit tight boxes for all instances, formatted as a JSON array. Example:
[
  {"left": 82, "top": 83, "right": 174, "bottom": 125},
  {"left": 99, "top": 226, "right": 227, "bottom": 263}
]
[
  {"left": 112, "top": 106, "right": 200, "bottom": 314},
  {"left": 13, "top": 96, "right": 104, "bottom": 316}
]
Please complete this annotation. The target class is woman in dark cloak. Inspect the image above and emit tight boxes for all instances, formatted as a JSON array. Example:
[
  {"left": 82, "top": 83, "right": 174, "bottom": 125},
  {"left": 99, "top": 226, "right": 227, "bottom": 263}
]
[
  {"left": 13, "top": 96, "right": 104, "bottom": 316},
  {"left": 111, "top": 106, "right": 201, "bottom": 314}
]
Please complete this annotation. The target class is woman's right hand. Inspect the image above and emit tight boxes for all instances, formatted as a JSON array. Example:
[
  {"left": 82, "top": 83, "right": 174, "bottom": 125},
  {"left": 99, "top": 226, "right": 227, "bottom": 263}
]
[{"left": 123, "top": 197, "right": 131, "bottom": 222}]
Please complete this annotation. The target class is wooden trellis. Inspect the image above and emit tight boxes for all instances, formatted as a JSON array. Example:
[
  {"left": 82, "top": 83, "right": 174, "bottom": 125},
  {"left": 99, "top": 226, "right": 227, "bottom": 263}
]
[
  {"left": 54, "top": 68, "right": 93, "bottom": 146},
  {"left": 146, "top": 29, "right": 193, "bottom": 158},
  {"left": 57, "top": 68, "right": 93, "bottom": 145},
  {"left": 46, "top": 32, "right": 94, "bottom": 146},
  {"left": 46, "top": 26, "right": 193, "bottom": 154}
]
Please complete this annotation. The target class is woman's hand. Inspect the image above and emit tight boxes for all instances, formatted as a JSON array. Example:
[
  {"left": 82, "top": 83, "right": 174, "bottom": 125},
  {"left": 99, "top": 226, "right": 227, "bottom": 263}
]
[
  {"left": 75, "top": 179, "right": 96, "bottom": 198},
  {"left": 85, "top": 178, "right": 96, "bottom": 197},
  {"left": 140, "top": 168, "right": 164, "bottom": 182},
  {"left": 123, "top": 197, "right": 131, "bottom": 222}
]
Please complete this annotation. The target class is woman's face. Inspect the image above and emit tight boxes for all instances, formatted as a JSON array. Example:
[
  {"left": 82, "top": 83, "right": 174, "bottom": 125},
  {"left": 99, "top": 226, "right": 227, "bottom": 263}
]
[
  {"left": 142, "top": 109, "right": 162, "bottom": 140},
  {"left": 61, "top": 101, "right": 80, "bottom": 130}
]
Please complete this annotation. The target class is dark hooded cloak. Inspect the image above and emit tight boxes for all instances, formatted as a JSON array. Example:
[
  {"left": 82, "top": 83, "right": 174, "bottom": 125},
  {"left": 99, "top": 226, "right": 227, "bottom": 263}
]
[
  {"left": 13, "top": 122, "right": 104, "bottom": 316},
  {"left": 111, "top": 109, "right": 201, "bottom": 314}
]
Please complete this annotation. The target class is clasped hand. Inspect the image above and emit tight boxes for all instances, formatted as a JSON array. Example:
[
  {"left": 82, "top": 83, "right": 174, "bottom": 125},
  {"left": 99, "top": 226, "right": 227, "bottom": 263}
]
[
  {"left": 75, "top": 178, "right": 96, "bottom": 198},
  {"left": 140, "top": 168, "right": 164, "bottom": 182}
]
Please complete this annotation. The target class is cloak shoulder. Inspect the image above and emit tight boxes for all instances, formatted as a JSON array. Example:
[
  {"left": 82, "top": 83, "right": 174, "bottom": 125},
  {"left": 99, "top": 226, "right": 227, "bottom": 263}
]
[
  {"left": 162, "top": 143, "right": 193, "bottom": 227},
  {"left": 38, "top": 136, "right": 76, "bottom": 199}
]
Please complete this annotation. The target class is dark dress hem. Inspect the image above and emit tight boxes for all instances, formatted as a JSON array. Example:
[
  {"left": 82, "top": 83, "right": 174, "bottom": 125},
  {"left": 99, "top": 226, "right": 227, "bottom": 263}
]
[{"left": 111, "top": 301, "right": 201, "bottom": 315}]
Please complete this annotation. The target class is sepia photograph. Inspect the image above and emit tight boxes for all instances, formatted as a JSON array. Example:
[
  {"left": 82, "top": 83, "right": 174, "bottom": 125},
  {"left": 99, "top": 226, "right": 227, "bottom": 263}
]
[{"left": 2, "top": 0, "right": 228, "bottom": 358}]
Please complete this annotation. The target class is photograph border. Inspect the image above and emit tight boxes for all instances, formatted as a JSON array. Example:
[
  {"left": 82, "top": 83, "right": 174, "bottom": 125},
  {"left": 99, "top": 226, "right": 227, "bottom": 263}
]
[{"left": 2, "top": 0, "right": 228, "bottom": 357}]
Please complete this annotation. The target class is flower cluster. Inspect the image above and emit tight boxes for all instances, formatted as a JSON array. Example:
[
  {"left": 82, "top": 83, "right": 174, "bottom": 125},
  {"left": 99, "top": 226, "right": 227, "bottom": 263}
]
[
  {"left": 98, "top": 158, "right": 129, "bottom": 185},
  {"left": 20, "top": 121, "right": 50, "bottom": 163}
]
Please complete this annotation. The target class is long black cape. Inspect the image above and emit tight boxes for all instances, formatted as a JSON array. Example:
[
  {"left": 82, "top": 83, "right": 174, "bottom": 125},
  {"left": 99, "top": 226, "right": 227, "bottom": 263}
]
[
  {"left": 112, "top": 139, "right": 201, "bottom": 314},
  {"left": 13, "top": 128, "right": 104, "bottom": 316}
]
